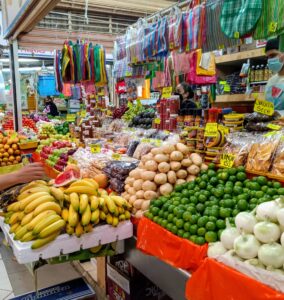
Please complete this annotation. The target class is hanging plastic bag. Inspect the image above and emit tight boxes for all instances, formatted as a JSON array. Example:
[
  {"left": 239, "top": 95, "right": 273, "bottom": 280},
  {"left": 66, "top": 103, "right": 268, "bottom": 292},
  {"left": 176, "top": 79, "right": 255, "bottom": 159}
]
[
  {"left": 168, "top": 6, "right": 182, "bottom": 51},
  {"left": 196, "top": 49, "right": 216, "bottom": 76}
]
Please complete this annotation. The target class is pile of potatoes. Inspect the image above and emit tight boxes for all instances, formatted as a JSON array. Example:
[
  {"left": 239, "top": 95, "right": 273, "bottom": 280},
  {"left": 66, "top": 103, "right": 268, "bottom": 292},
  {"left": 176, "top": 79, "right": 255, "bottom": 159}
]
[{"left": 122, "top": 142, "right": 207, "bottom": 218}]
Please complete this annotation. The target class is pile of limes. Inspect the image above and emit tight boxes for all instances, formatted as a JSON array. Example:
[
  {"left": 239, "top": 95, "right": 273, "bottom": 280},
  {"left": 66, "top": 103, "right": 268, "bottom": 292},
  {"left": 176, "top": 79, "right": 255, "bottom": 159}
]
[{"left": 145, "top": 165, "right": 284, "bottom": 245}]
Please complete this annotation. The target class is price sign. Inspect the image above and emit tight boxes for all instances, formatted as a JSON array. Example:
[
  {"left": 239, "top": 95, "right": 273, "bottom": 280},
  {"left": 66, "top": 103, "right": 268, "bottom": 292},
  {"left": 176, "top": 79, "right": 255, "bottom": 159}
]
[
  {"left": 112, "top": 153, "right": 121, "bottom": 160},
  {"left": 155, "top": 139, "right": 162, "bottom": 147},
  {"left": 66, "top": 114, "right": 76, "bottom": 122},
  {"left": 220, "top": 153, "right": 235, "bottom": 168},
  {"left": 141, "top": 138, "right": 151, "bottom": 144},
  {"left": 269, "top": 22, "right": 278, "bottom": 33},
  {"left": 161, "top": 87, "right": 173, "bottom": 99},
  {"left": 164, "top": 130, "right": 170, "bottom": 134},
  {"left": 234, "top": 31, "right": 240, "bottom": 39},
  {"left": 154, "top": 118, "right": 161, "bottom": 125},
  {"left": 205, "top": 123, "right": 218, "bottom": 137},
  {"left": 90, "top": 144, "right": 101, "bottom": 153},
  {"left": 80, "top": 110, "right": 87, "bottom": 118},
  {"left": 267, "top": 123, "right": 281, "bottom": 130},
  {"left": 218, "top": 125, "right": 229, "bottom": 135},
  {"left": 169, "top": 42, "right": 174, "bottom": 49},
  {"left": 254, "top": 99, "right": 274, "bottom": 116}
]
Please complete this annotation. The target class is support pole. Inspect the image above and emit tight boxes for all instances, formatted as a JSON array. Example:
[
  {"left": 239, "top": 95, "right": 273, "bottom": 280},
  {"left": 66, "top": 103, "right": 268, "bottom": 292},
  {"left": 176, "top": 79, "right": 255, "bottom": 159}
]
[{"left": 9, "top": 39, "right": 22, "bottom": 131}]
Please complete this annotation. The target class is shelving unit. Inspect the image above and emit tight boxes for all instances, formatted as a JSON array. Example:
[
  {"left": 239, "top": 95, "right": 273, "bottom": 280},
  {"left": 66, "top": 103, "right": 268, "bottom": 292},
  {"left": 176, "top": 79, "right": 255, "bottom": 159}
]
[{"left": 215, "top": 94, "right": 255, "bottom": 103}]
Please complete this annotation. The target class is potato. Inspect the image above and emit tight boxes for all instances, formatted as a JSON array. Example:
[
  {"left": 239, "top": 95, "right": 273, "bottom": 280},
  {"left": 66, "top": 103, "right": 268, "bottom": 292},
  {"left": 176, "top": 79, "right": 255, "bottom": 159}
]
[
  {"left": 141, "top": 171, "right": 156, "bottom": 181},
  {"left": 170, "top": 161, "right": 181, "bottom": 171},
  {"left": 135, "top": 210, "right": 144, "bottom": 218},
  {"left": 158, "top": 162, "right": 170, "bottom": 173},
  {"left": 176, "top": 143, "right": 190, "bottom": 155},
  {"left": 190, "top": 153, "right": 203, "bottom": 166},
  {"left": 138, "top": 162, "right": 144, "bottom": 168},
  {"left": 134, "top": 199, "right": 143, "bottom": 209},
  {"left": 128, "top": 187, "right": 136, "bottom": 195},
  {"left": 142, "top": 181, "right": 157, "bottom": 192},
  {"left": 124, "top": 184, "right": 130, "bottom": 191},
  {"left": 126, "top": 177, "right": 135, "bottom": 186},
  {"left": 176, "top": 169, "right": 187, "bottom": 179},
  {"left": 144, "top": 160, "right": 158, "bottom": 171},
  {"left": 151, "top": 148, "right": 163, "bottom": 155},
  {"left": 161, "top": 143, "right": 175, "bottom": 154},
  {"left": 201, "top": 163, "right": 208, "bottom": 171},
  {"left": 187, "top": 165, "right": 200, "bottom": 175},
  {"left": 167, "top": 170, "right": 177, "bottom": 184},
  {"left": 154, "top": 154, "right": 169, "bottom": 163},
  {"left": 154, "top": 173, "right": 167, "bottom": 185},
  {"left": 187, "top": 175, "right": 196, "bottom": 182},
  {"left": 142, "top": 153, "right": 154, "bottom": 163},
  {"left": 124, "top": 194, "right": 130, "bottom": 201},
  {"left": 181, "top": 158, "right": 192, "bottom": 167},
  {"left": 133, "top": 179, "right": 144, "bottom": 191},
  {"left": 170, "top": 151, "right": 183, "bottom": 161},
  {"left": 144, "top": 191, "right": 158, "bottom": 200},
  {"left": 136, "top": 190, "right": 145, "bottom": 199},
  {"left": 132, "top": 208, "right": 137, "bottom": 214},
  {"left": 141, "top": 200, "right": 150, "bottom": 211},
  {"left": 129, "top": 195, "right": 137, "bottom": 205},
  {"left": 129, "top": 169, "right": 142, "bottom": 179},
  {"left": 159, "top": 183, "right": 173, "bottom": 196},
  {"left": 176, "top": 179, "right": 186, "bottom": 185}
]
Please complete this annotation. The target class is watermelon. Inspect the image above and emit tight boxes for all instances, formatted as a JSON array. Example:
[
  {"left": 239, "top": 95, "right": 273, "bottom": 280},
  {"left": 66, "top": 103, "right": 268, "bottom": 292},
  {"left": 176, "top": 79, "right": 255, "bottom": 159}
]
[
  {"left": 54, "top": 165, "right": 81, "bottom": 187},
  {"left": 272, "top": 86, "right": 283, "bottom": 99}
]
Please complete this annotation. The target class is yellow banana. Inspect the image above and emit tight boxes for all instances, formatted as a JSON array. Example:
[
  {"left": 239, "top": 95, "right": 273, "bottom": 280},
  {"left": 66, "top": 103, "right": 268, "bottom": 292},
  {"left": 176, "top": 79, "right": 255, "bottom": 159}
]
[
  {"left": 66, "top": 223, "right": 74, "bottom": 235},
  {"left": 7, "top": 202, "right": 21, "bottom": 212},
  {"left": 20, "top": 182, "right": 47, "bottom": 194},
  {"left": 81, "top": 205, "right": 91, "bottom": 226},
  {"left": 64, "top": 186, "right": 97, "bottom": 195},
  {"left": 19, "top": 192, "right": 50, "bottom": 210},
  {"left": 14, "top": 225, "right": 28, "bottom": 240},
  {"left": 33, "top": 214, "right": 62, "bottom": 235},
  {"left": 119, "top": 214, "right": 126, "bottom": 221},
  {"left": 105, "top": 196, "right": 116, "bottom": 214},
  {"left": 50, "top": 187, "right": 64, "bottom": 202},
  {"left": 21, "top": 231, "right": 35, "bottom": 242},
  {"left": 111, "top": 196, "right": 128, "bottom": 208},
  {"left": 33, "top": 202, "right": 61, "bottom": 217},
  {"left": 93, "top": 218, "right": 100, "bottom": 225},
  {"left": 61, "top": 208, "right": 69, "bottom": 222},
  {"left": 99, "top": 197, "right": 105, "bottom": 209},
  {"left": 118, "top": 207, "right": 125, "bottom": 215},
  {"left": 112, "top": 217, "right": 119, "bottom": 227},
  {"left": 68, "top": 205, "right": 79, "bottom": 227},
  {"left": 64, "top": 194, "right": 70, "bottom": 202},
  {"left": 79, "top": 194, "right": 89, "bottom": 214},
  {"left": 70, "top": 192, "right": 80, "bottom": 211},
  {"left": 84, "top": 224, "right": 93, "bottom": 233},
  {"left": 27, "top": 210, "right": 56, "bottom": 231},
  {"left": 89, "top": 245, "right": 102, "bottom": 253},
  {"left": 98, "top": 188, "right": 108, "bottom": 196},
  {"left": 24, "top": 195, "right": 55, "bottom": 214},
  {"left": 38, "top": 219, "right": 65, "bottom": 238},
  {"left": 8, "top": 212, "right": 22, "bottom": 225},
  {"left": 113, "top": 206, "right": 119, "bottom": 217},
  {"left": 100, "top": 211, "right": 106, "bottom": 221},
  {"left": 31, "top": 231, "right": 59, "bottom": 249},
  {"left": 4, "top": 211, "right": 13, "bottom": 218},
  {"left": 48, "top": 179, "right": 55, "bottom": 186},
  {"left": 75, "top": 222, "right": 84, "bottom": 237},
  {"left": 125, "top": 211, "right": 131, "bottom": 220},
  {"left": 81, "top": 178, "right": 99, "bottom": 190},
  {"left": 106, "top": 214, "right": 113, "bottom": 225},
  {"left": 70, "top": 180, "right": 95, "bottom": 189},
  {"left": 91, "top": 209, "right": 100, "bottom": 223},
  {"left": 90, "top": 196, "right": 99, "bottom": 211},
  {"left": 9, "top": 223, "right": 20, "bottom": 234},
  {"left": 17, "top": 186, "right": 50, "bottom": 201},
  {"left": 103, "top": 205, "right": 109, "bottom": 215},
  {"left": 21, "top": 212, "right": 34, "bottom": 226}
]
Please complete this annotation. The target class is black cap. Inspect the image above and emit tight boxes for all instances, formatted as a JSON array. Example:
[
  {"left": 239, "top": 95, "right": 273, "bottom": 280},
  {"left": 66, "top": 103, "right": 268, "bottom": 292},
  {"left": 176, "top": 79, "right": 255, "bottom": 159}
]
[{"left": 265, "top": 37, "right": 280, "bottom": 52}]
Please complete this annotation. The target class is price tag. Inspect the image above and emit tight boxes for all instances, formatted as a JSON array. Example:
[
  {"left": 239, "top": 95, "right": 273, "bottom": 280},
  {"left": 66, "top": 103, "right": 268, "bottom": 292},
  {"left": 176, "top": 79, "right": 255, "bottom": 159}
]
[
  {"left": 161, "top": 87, "right": 173, "bottom": 99},
  {"left": 220, "top": 153, "right": 235, "bottom": 168},
  {"left": 234, "top": 32, "right": 240, "bottom": 39},
  {"left": 112, "top": 153, "right": 121, "bottom": 160},
  {"left": 224, "top": 84, "right": 231, "bottom": 92},
  {"left": 98, "top": 92, "right": 105, "bottom": 96},
  {"left": 218, "top": 125, "right": 229, "bottom": 135},
  {"left": 66, "top": 114, "right": 76, "bottom": 122},
  {"left": 154, "top": 118, "right": 161, "bottom": 125},
  {"left": 269, "top": 22, "right": 278, "bottom": 33},
  {"left": 90, "top": 144, "right": 101, "bottom": 153},
  {"left": 205, "top": 123, "right": 218, "bottom": 137},
  {"left": 264, "top": 131, "right": 278, "bottom": 137},
  {"left": 141, "top": 138, "right": 151, "bottom": 144},
  {"left": 267, "top": 123, "right": 281, "bottom": 130},
  {"left": 155, "top": 139, "right": 162, "bottom": 147},
  {"left": 80, "top": 110, "right": 87, "bottom": 118},
  {"left": 186, "top": 44, "right": 190, "bottom": 52},
  {"left": 254, "top": 99, "right": 274, "bottom": 116},
  {"left": 169, "top": 42, "right": 174, "bottom": 49},
  {"left": 164, "top": 130, "right": 170, "bottom": 134}
]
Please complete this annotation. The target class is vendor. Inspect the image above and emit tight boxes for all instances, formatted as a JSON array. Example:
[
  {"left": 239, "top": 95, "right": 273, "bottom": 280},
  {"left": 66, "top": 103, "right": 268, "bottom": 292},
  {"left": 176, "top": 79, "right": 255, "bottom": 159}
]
[
  {"left": 0, "top": 163, "right": 45, "bottom": 191},
  {"left": 44, "top": 96, "right": 59, "bottom": 117},
  {"left": 265, "top": 37, "right": 284, "bottom": 113},
  {"left": 176, "top": 82, "right": 197, "bottom": 112}
]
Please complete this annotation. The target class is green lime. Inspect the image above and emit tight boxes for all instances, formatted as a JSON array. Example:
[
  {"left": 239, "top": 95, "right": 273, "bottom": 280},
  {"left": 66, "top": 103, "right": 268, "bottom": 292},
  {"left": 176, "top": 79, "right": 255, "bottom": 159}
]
[
  {"left": 152, "top": 199, "right": 162, "bottom": 207},
  {"left": 168, "top": 205, "right": 175, "bottom": 213},
  {"left": 190, "top": 235, "right": 198, "bottom": 243},
  {"left": 216, "top": 219, "right": 226, "bottom": 229},
  {"left": 161, "top": 220, "right": 167, "bottom": 228},
  {"left": 187, "top": 183, "right": 195, "bottom": 190},
  {"left": 209, "top": 208, "right": 219, "bottom": 218},
  {"left": 261, "top": 185, "right": 268, "bottom": 193},
  {"left": 210, "top": 177, "right": 219, "bottom": 185},
  {"left": 166, "top": 223, "right": 173, "bottom": 231},
  {"left": 237, "top": 166, "right": 245, "bottom": 172},
  {"left": 146, "top": 212, "right": 153, "bottom": 220},
  {"left": 194, "top": 186, "right": 200, "bottom": 192},
  {"left": 176, "top": 219, "right": 184, "bottom": 229},
  {"left": 258, "top": 198, "right": 267, "bottom": 204},
  {"left": 186, "top": 206, "right": 196, "bottom": 214},
  {"left": 256, "top": 176, "right": 268, "bottom": 186},
  {"left": 196, "top": 203, "right": 205, "bottom": 213},
  {"left": 233, "top": 186, "right": 243, "bottom": 195},
  {"left": 190, "top": 196, "right": 198, "bottom": 204},
  {"left": 229, "top": 175, "right": 237, "bottom": 182},
  {"left": 255, "top": 191, "right": 264, "bottom": 198},
  {"left": 164, "top": 212, "right": 169, "bottom": 219},
  {"left": 182, "top": 189, "right": 191, "bottom": 197},
  {"left": 208, "top": 163, "right": 215, "bottom": 170},
  {"left": 236, "top": 172, "right": 246, "bottom": 181},
  {"left": 197, "top": 216, "right": 209, "bottom": 227},
  {"left": 158, "top": 210, "right": 164, "bottom": 218},
  {"left": 171, "top": 225, "right": 178, "bottom": 234},
  {"left": 150, "top": 207, "right": 159, "bottom": 216},
  {"left": 219, "top": 207, "right": 231, "bottom": 219},
  {"left": 232, "top": 208, "right": 240, "bottom": 217},
  {"left": 237, "top": 194, "right": 250, "bottom": 201},
  {"left": 183, "top": 211, "right": 191, "bottom": 222},
  {"left": 189, "top": 214, "right": 199, "bottom": 224},
  {"left": 278, "top": 188, "right": 284, "bottom": 195},
  {"left": 153, "top": 216, "right": 159, "bottom": 223},
  {"left": 237, "top": 199, "right": 248, "bottom": 211},
  {"left": 224, "top": 186, "right": 233, "bottom": 194},
  {"left": 190, "top": 224, "right": 198, "bottom": 234},
  {"left": 184, "top": 221, "right": 191, "bottom": 231},
  {"left": 173, "top": 216, "right": 178, "bottom": 224},
  {"left": 174, "top": 185, "right": 183, "bottom": 192},
  {"left": 228, "top": 168, "right": 237, "bottom": 175},
  {"left": 208, "top": 170, "right": 216, "bottom": 178},
  {"left": 208, "top": 216, "right": 217, "bottom": 223},
  {"left": 157, "top": 218, "right": 163, "bottom": 226},
  {"left": 199, "top": 181, "right": 207, "bottom": 189},
  {"left": 205, "top": 221, "right": 216, "bottom": 231},
  {"left": 267, "top": 181, "right": 273, "bottom": 187},
  {"left": 205, "top": 231, "right": 217, "bottom": 243},
  {"left": 251, "top": 182, "right": 261, "bottom": 191},
  {"left": 273, "top": 181, "right": 282, "bottom": 189},
  {"left": 198, "top": 194, "right": 207, "bottom": 203},
  {"left": 183, "top": 232, "right": 190, "bottom": 239},
  {"left": 197, "top": 227, "right": 206, "bottom": 236},
  {"left": 195, "top": 237, "right": 206, "bottom": 245},
  {"left": 177, "top": 229, "right": 185, "bottom": 237},
  {"left": 218, "top": 229, "right": 224, "bottom": 239},
  {"left": 267, "top": 188, "right": 276, "bottom": 196},
  {"left": 173, "top": 201, "right": 180, "bottom": 207},
  {"left": 167, "top": 213, "right": 174, "bottom": 222},
  {"left": 213, "top": 188, "right": 224, "bottom": 198},
  {"left": 249, "top": 203, "right": 256, "bottom": 210},
  {"left": 223, "top": 199, "right": 235, "bottom": 208},
  {"left": 173, "top": 207, "right": 180, "bottom": 216}
]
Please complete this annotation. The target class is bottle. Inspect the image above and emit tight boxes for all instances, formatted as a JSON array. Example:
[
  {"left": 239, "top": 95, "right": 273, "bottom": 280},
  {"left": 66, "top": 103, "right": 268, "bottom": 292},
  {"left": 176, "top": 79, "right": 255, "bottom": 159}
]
[
  {"left": 250, "top": 66, "right": 255, "bottom": 82},
  {"left": 260, "top": 64, "right": 265, "bottom": 81},
  {"left": 264, "top": 65, "right": 269, "bottom": 81},
  {"left": 255, "top": 65, "right": 260, "bottom": 82}
]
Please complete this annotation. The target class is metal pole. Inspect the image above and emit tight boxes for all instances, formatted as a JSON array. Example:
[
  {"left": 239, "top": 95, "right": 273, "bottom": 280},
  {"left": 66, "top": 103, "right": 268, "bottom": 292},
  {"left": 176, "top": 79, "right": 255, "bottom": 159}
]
[{"left": 9, "top": 39, "right": 22, "bottom": 131}]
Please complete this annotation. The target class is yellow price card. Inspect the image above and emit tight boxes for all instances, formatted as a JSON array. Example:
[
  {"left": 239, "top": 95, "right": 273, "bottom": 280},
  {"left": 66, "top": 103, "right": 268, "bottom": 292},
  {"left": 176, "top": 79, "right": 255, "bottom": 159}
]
[
  {"left": 254, "top": 99, "right": 274, "bottom": 116},
  {"left": 66, "top": 114, "right": 76, "bottom": 122},
  {"left": 154, "top": 118, "right": 161, "bottom": 125},
  {"left": 90, "top": 144, "right": 101, "bottom": 154},
  {"left": 112, "top": 153, "right": 121, "bottom": 160},
  {"left": 161, "top": 87, "right": 173, "bottom": 99},
  {"left": 220, "top": 153, "right": 235, "bottom": 168},
  {"left": 205, "top": 123, "right": 218, "bottom": 137},
  {"left": 267, "top": 123, "right": 281, "bottom": 131}
]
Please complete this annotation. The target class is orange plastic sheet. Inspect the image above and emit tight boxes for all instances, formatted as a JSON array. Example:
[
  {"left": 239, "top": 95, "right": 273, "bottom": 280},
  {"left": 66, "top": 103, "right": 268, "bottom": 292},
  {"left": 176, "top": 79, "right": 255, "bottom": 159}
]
[
  {"left": 186, "top": 258, "right": 284, "bottom": 300},
  {"left": 137, "top": 217, "right": 208, "bottom": 271}
]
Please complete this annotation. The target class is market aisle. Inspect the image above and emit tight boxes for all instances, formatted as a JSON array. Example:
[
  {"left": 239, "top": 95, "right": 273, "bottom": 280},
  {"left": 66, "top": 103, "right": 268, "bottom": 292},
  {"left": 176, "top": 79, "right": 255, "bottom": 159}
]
[{"left": 0, "top": 233, "right": 81, "bottom": 298}]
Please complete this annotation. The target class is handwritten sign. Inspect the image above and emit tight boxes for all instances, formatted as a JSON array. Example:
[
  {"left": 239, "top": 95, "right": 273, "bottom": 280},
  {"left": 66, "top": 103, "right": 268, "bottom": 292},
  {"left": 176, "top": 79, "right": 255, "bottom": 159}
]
[
  {"left": 267, "top": 123, "right": 281, "bottom": 130},
  {"left": 205, "top": 123, "right": 218, "bottom": 137},
  {"left": 269, "top": 22, "right": 278, "bottom": 33},
  {"left": 112, "top": 153, "right": 121, "bottom": 160},
  {"left": 90, "top": 144, "right": 101, "bottom": 154},
  {"left": 220, "top": 153, "right": 235, "bottom": 168},
  {"left": 66, "top": 114, "right": 76, "bottom": 122},
  {"left": 254, "top": 99, "right": 274, "bottom": 116},
  {"left": 162, "top": 87, "right": 173, "bottom": 99},
  {"left": 154, "top": 118, "right": 161, "bottom": 125}
]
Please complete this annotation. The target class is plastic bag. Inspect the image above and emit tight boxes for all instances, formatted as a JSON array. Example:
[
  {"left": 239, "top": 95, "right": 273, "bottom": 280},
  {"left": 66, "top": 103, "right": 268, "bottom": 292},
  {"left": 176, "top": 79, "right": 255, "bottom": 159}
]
[
  {"left": 127, "top": 140, "right": 140, "bottom": 157},
  {"left": 271, "top": 140, "right": 284, "bottom": 177},
  {"left": 168, "top": 6, "right": 182, "bottom": 50},
  {"left": 156, "top": 17, "right": 168, "bottom": 57},
  {"left": 196, "top": 49, "right": 216, "bottom": 76},
  {"left": 133, "top": 143, "right": 153, "bottom": 160}
]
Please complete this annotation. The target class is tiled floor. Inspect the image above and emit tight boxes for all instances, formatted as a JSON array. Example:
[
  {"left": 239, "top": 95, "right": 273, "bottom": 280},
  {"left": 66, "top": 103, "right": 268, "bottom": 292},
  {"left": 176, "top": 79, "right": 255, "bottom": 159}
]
[{"left": 0, "top": 233, "right": 81, "bottom": 298}]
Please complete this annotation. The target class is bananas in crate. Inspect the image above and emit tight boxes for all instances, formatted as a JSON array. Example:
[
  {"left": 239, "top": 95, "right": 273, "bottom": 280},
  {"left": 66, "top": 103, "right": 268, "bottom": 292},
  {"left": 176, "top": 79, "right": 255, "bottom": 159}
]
[{"left": 3, "top": 178, "right": 132, "bottom": 247}]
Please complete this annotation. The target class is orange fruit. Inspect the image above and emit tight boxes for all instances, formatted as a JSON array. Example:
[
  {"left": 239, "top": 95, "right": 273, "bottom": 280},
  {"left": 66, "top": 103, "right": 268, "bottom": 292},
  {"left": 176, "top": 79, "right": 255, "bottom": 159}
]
[
  {"left": 11, "top": 144, "right": 18, "bottom": 150},
  {"left": 8, "top": 148, "right": 13, "bottom": 155},
  {"left": 16, "top": 156, "right": 21, "bottom": 162},
  {"left": 14, "top": 150, "right": 20, "bottom": 155},
  {"left": 9, "top": 156, "right": 15, "bottom": 162}
]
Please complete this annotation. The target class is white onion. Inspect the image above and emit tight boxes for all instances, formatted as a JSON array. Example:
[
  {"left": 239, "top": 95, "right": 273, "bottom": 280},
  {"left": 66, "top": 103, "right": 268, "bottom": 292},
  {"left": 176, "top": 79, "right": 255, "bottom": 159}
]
[
  {"left": 244, "top": 259, "right": 265, "bottom": 269},
  {"left": 221, "top": 226, "right": 240, "bottom": 250},
  {"left": 280, "top": 232, "right": 284, "bottom": 247},
  {"left": 258, "top": 243, "right": 284, "bottom": 268},
  {"left": 235, "top": 212, "right": 257, "bottom": 234},
  {"left": 253, "top": 221, "right": 281, "bottom": 243},
  {"left": 234, "top": 234, "right": 260, "bottom": 260},
  {"left": 266, "top": 266, "right": 284, "bottom": 275},
  {"left": 277, "top": 208, "right": 284, "bottom": 227},
  {"left": 207, "top": 242, "right": 227, "bottom": 258},
  {"left": 224, "top": 250, "right": 244, "bottom": 261},
  {"left": 256, "top": 201, "right": 280, "bottom": 222}
]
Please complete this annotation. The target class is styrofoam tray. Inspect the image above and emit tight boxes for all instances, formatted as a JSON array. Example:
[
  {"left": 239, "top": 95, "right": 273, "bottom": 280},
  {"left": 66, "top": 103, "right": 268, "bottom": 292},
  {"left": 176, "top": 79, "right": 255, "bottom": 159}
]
[{"left": 0, "top": 217, "right": 133, "bottom": 264}]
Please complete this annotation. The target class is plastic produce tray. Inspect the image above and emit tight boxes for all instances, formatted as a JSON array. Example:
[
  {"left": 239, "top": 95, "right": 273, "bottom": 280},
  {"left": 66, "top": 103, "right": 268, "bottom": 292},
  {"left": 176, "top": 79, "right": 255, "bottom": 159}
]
[{"left": 0, "top": 218, "right": 133, "bottom": 264}]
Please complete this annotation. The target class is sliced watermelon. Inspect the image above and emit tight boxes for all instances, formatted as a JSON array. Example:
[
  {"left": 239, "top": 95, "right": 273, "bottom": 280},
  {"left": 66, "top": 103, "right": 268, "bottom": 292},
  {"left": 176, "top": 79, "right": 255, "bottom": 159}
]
[
  {"left": 272, "top": 86, "right": 283, "bottom": 98},
  {"left": 54, "top": 168, "right": 81, "bottom": 187}
]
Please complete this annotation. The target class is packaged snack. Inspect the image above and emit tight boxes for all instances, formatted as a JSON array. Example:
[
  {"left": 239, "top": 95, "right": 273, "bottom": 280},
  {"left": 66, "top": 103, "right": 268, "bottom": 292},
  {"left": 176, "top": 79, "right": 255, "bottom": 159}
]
[{"left": 271, "top": 141, "right": 284, "bottom": 177}]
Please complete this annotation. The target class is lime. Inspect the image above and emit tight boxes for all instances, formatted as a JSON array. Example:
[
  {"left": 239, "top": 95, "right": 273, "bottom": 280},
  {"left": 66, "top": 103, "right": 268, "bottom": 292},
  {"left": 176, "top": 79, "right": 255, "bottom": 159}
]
[
  {"left": 167, "top": 213, "right": 174, "bottom": 222},
  {"left": 224, "top": 199, "right": 235, "bottom": 208},
  {"left": 171, "top": 225, "right": 178, "bottom": 234},
  {"left": 190, "top": 196, "right": 198, "bottom": 204},
  {"left": 255, "top": 191, "right": 264, "bottom": 198},
  {"left": 173, "top": 207, "right": 180, "bottom": 216},
  {"left": 174, "top": 185, "right": 183, "bottom": 192},
  {"left": 195, "top": 237, "right": 206, "bottom": 245},
  {"left": 198, "top": 194, "right": 207, "bottom": 203},
  {"left": 152, "top": 199, "right": 162, "bottom": 207},
  {"left": 224, "top": 186, "right": 233, "bottom": 194},
  {"left": 196, "top": 203, "right": 205, "bottom": 213},
  {"left": 237, "top": 166, "right": 245, "bottom": 172},
  {"left": 168, "top": 205, "right": 175, "bottom": 213},
  {"left": 190, "top": 235, "right": 198, "bottom": 243},
  {"left": 166, "top": 223, "right": 173, "bottom": 231},
  {"left": 251, "top": 182, "right": 261, "bottom": 191},
  {"left": 213, "top": 188, "right": 224, "bottom": 198},
  {"left": 219, "top": 207, "right": 231, "bottom": 219},
  {"left": 176, "top": 209, "right": 185, "bottom": 219},
  {"left": 150, "top": 207, "right": 159, "bottom": 216},
  {"left": 190, "top": 224, "right": 198, "bottom": 234},
  {"left": 267, "top": 188, "right": 276, "bottom": 196},
  {"left": 183, "top": 232, "right": 190, "bottom": 239},
  {"left": 258, "top": 198, "right": 267, "bottom": 204},
  {"left": 173, "top": 217, "right": 178, "bottom": 224},
  {"left": 255, "top": 176, "right": 267, "bottom": 186},
  {"left": 173, "top": 200, "right": 180, "bottom": 207},
  {"left": 229, "top": 175, "right": 237, "bottom": 182},
  {"left": 208, "top": 163, "right": 215, "bottom": 170},
  {"left": 273, "top": 181, "right": 282, "bottom": 189},
  {"left": 216, "top": 219, "right": 226, "bottom": 229},
  {"left": 176, "top": 219, "right": 184, "bottom": 229},
  {"left": 187, "top": 183, "right": 195, "bottom": 190},
  {"left": 205, "top": 231, "right": 217, "bottom": 243},
  {"left": 194, "top": 186, "right": 201, "bottom": 192},
  {"left": 197, "top": 216, "right": 209, "bottom": 227},
  {"left": 249, "top": 203, "right": 256, "bottom": 210},
  {"left": 209, "top": 208, "right": 219, "bottom": 218},
  {"left": 233, "top": 186, "right": 243, "bottom": 195},
  {"left": 187, "top": 206, "right": 196, "bottom": 214},
  {"left": 237, "top": 194, "right": 250, "bottom": 201},
  {"left": 182, "top": 189, "right": 191, "bottom": 197},
  {"left": 208, "top": 216, "right": 217, "bottom": 222},
  {"left": 146, "top": 212, "right": 153, "bottom": 220},
  {"left": 205, "top": 221, "right": 216, "bottom": 231},
  {"left": 183, "top": 211, "right": 191, "bottom": 222},
  {"left": 177, "top": 229, "right": 185, "bottom": 237},
  {"left": 157, "top": 218, "right": 163, "bottom": 226},
  {"left": 223, "top": 194, "right": 231, "bottom": 200},
  {"left": 267, "top": 181, "right": 273, "bottom": 187},
  {"left": 218, "top": 171, "right": 229, "bottom": 181},
  {"left": 161, "top": 220, "right": 168, "bottom": 228},
  {"left": 232, "top": 208, "right": 240, "bottom": 217},
  {"left": 189, "top": 214, "right": 199, "bottom": 224},
  {"left": 153, "top": 216, "right": 159, "bottom": 223},
  {"left": 197, "top": 227, "right": 206, "bottom": 236},
  {"left": 184, "top": 222, "right": 191, "bottom": 231},
  {"left": 208, "top": 170, "right": 216, "bottom": 177},
  {"left": 228, "top": 168, "right": 237, "bottom": 175},
  {"left": 278, "top": 188, "right": 284, "bottom": 195},
  {"left": 236, "top": 172, "right": 246, "bottom": 181},
  {"left": 250, "top": 198, "right": 258, "bottom": 204},
  {"left": 164, "top": 212, "right": 169, "bottom": 219},
  {"left": 218, "top": 229, "right": 224, "bottom": 239},
  {"left": 237, "top": 199, "right": 248, "bottom": 211},
  {"left": 210, "top": 177, "right": 219, "bottom": 185},
  {"left": 158, "top": 210, "right": 164, "bottom": 218}
]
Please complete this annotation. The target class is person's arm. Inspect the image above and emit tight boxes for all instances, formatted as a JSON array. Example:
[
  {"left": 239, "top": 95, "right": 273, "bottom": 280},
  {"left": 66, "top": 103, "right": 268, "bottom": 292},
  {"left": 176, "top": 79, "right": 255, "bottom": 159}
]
[{"left": 0, "top": 163, "right": 45, "bottom": 192}]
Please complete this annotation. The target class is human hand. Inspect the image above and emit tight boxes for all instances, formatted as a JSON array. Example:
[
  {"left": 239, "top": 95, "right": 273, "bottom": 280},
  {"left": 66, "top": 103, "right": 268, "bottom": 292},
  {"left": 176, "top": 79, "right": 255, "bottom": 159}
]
[{"left": 15, "top": 163, "right": 46, "bottom": 184}]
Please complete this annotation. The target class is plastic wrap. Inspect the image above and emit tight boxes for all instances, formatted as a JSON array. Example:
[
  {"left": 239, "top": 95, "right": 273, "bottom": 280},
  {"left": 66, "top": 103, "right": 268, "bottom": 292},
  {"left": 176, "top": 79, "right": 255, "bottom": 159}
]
[
  {"left": 244, "top": 112, "right": 278, "bottom": 124},
  {"left": 168, "top": 6, "right": 182, "bottom": 50},
  {"left": 271, "top": 141, "right": 284, "bottom": 177},
  {"left": 126, "top": 140, "right": 140, "bottom": 157},
  {"left": 133, "top": 143, "right": 153, "bottom": 160}
]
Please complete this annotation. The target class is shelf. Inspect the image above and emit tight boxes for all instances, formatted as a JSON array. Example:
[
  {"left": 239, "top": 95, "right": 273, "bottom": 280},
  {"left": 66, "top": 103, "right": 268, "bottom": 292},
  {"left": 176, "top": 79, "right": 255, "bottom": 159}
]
[
  {"left": 215, "top": 48, "right": 265, "bottom": 65},
  {"left": 125, "top": 237, "right": 191, "bottom": 300},
  {"left": 250, "top": 81, "right": 268, "bottom": 85},
  {"left": 216, "top": 94, "right": 256, "bottom": 103}
]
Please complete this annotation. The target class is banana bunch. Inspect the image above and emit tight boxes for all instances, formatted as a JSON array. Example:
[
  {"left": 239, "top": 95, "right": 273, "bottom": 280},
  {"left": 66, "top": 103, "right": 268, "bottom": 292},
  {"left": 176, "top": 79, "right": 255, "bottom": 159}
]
[
  {"left": 61, "top": 179, "right": 131, "bottom": 237},
  {"left": 4, "top": 180, "right": 65, "bottom": 249}
]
